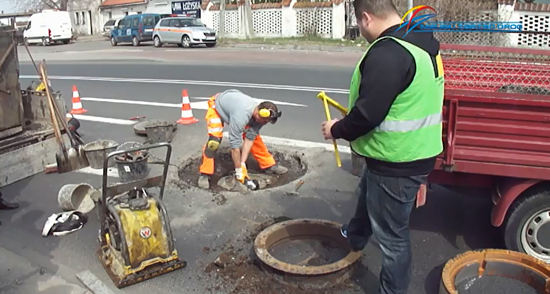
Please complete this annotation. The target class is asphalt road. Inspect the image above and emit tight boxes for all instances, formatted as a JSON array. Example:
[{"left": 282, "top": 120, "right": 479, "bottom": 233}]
[{"left": 0, "top": 50, "right": 507, "bottom": 294}]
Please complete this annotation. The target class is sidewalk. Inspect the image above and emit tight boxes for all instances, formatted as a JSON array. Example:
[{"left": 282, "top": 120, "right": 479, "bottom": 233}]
[{"left": 0, "top": 245, "right": 90, "bottom": 294}]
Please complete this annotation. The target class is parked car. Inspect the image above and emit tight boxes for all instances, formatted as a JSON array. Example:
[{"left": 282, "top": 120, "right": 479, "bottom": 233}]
[
  {"left": 110, "top": 13, "right": 161, "bottom": 46},
  {"left": 152, "top": 16, "right": 216, "bottom": 48},
  {"left": 102, "top": 18, "right": 121, "bottom": 38},
  {"left": 23, "top": 10, "right": 73, "bottom": 46}
]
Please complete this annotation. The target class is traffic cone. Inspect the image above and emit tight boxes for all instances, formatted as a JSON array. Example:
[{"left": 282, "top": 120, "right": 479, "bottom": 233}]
[
  {"left": 70, "top": 85, "right": 87, "bottom": 115},
  {"left": 177, "top": 89, "right": 199, "bottom": 125}
]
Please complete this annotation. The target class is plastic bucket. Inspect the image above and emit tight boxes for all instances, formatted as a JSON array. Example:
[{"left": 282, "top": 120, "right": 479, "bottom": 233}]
[
  {"left": 145, "top": 120, "right": 175, "bottom": 143},
  {"left": 83, "top": 140, "right": 118, "bottom": 169},
  {"left": 58, "top": 183, "right": 96, "bottom": 214},
  {"left": 115, "top": 151, "right": 150, "bottom": 183}
]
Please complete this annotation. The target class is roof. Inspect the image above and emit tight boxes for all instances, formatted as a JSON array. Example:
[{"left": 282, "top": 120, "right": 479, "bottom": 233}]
[{"left": 99, "top": 0, "right": 147, "bottom": 8}]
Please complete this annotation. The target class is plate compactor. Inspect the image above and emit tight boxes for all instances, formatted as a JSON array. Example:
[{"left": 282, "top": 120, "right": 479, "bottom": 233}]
[{"left": 96, "top": 142, "right": 186, "bottom": 288}]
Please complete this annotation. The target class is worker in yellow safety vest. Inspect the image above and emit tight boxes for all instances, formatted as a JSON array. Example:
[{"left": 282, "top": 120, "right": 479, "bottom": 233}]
[{"left": 321, "top": 0, "right": 445, "bottom": 293}]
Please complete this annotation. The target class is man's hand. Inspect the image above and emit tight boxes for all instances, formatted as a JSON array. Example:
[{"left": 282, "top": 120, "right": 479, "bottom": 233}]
[
  {"left": 235, "top": 162, "right": 249, "bottom": 184},
  {"left": 322, "top": 118, "right": 339, "bottom": 140}
]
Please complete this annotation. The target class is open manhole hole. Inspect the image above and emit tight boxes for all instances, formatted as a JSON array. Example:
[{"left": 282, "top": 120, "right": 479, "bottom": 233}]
[
  {"left": 178, "top": 147, "right": 307, "bottom": 193},
  {"left": 441, "top": 249, "right": 550, "bottom": 294},
  {"left": 254, "top": 218, "right": 361, "bottom": 289}
]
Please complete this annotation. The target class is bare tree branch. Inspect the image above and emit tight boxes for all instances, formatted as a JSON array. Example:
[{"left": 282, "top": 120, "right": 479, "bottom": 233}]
[{"left": 13, "top": 0, "right": 70, "bottom": 12}]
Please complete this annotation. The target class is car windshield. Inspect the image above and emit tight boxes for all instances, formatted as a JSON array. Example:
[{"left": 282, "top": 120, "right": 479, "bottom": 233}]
[{"left": 178, "top": 18, "right": 204, "bottom": 27}]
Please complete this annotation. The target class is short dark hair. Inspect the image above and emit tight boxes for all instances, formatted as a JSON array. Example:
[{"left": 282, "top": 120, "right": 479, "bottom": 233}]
[
  {"left": 258, "top": 101, "right": 278, "bottom": 113},
  {"left": 353, "top": 0, "right": 398, "bottom": 20}
]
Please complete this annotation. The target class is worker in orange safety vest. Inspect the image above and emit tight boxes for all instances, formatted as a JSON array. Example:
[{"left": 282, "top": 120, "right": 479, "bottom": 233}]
[{"left": 198, "top": 89, "right": 289, "bottom": 190}]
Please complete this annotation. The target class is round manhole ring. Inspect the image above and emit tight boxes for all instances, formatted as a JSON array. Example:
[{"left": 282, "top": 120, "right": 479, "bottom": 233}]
[
  {"left": 441, "top": 249, "right": 550, "bottom": 294},
  {"left": 253, "top": 218, "right": 362, "bottom": 276}
]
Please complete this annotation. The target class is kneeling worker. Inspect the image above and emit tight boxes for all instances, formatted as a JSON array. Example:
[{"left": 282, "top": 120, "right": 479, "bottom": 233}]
[{"left": 198, "top": 89, "right": 288, "bottom": 189}]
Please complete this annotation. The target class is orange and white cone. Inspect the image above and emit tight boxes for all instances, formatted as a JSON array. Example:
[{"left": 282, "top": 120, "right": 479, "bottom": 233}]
[
  {"left": 177, "top": 89, "right": 199, "bottom": 125},
  {"left": 70, "top": 85, "right": 87, "bottom": 115}
]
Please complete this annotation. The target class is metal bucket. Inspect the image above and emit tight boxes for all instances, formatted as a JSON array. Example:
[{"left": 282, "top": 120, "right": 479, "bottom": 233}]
[
  {"left": 83, "top": 140, "right": 118, "bottom": 169},
  {"left": 115, "top": 150, "right": 150, "bottom": 183},
  {"left": 58, "top": 183, "right": 96, "bottom": 214},
  {"left": 145, "top": 120, "right": 175, "bottom": 143}
]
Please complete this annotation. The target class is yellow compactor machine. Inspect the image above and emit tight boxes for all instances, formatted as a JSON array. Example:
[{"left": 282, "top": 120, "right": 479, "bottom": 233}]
[{"left": 96, "top": 142, "right": 186, "bottom": 288}]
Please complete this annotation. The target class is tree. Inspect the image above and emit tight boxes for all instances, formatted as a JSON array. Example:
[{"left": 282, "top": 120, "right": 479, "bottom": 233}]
[{"left": 14, "top": 0, "right": 70, "bottom": 12}]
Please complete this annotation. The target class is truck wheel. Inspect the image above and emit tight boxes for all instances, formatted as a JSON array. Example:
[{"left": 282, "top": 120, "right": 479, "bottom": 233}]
[
  {"left": 503, "top": 187, "right": 550, "bottom": 263},
  {"left": 132, "top": 36, "right": 140, "bottom": 47}
]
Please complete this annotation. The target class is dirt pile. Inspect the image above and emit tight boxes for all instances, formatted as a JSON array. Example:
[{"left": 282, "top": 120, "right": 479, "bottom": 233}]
[
  {"left": 178, "top": 150, "right": 307, "bottom": 193},
  {"left": 202, "top": 217, "right": 361, "bottom": 294}
]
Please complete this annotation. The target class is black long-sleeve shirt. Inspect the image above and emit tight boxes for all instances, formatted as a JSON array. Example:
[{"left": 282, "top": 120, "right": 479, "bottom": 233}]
[{"left": 331, "top": 24, "right": 441, "bottom": 177}]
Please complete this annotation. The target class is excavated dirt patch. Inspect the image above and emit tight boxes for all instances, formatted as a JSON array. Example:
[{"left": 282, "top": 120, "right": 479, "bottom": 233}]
[
  {"left": 202, "top": 217, "right": 364, "bottom": 294},
  {"left": 178, "top": 149, "right": 307, "bottom": 193}
]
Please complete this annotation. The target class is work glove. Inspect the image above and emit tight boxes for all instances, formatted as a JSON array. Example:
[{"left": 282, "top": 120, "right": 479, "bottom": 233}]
[
  {"left": 235, "top": 163, "right": 258, "bottom": 190},
  {"left": 235, "top": 163, "right": 249, "bottom": 184}
]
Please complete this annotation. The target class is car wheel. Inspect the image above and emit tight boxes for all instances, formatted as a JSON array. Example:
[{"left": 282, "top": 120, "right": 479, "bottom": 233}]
[
  {"left": 504, "top": 187, "right": 550, "bottom": 263},
  {"left": 24, "top": 38, "right": 29, "bottom": 46},
  {"left": 111, "top": 37, "right": 117, "bottom": 46},
  {"left": 132, "top": 36, "right": 139, "bottom": 47},
  {"left": 181, "top": 35, "right": 191, "bottom": 48},
  {"left": 42, "top": 38, "right": 50, "bottom": 46},
  {"left": 154, "top": 36, "right": 162, "bottom": 48},
  {"left": 206, "top": 43, "right": 216, "bottom": 48}
]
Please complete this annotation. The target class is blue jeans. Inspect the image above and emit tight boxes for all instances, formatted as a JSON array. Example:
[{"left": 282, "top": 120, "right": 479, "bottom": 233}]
[{"left": 346, "top": 166, "right": 428, "bottom": 294}]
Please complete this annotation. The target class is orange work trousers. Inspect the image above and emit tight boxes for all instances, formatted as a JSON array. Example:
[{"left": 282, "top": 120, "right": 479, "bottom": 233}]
[{"left": 199, "top": 94, "right": 276, "bottom": 175}]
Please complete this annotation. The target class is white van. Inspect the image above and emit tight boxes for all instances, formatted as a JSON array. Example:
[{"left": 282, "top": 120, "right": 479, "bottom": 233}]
[{"left": 23, "top": 10, "right": 73, "bottom": 46}]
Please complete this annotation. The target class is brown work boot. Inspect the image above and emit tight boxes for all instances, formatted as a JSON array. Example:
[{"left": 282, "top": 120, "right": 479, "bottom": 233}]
[
  {"left": 198, "top": 175, "right": 210, "bottom": 189},
  {"left": 264, "top": 164, "right": 288, "bottom": 175}
]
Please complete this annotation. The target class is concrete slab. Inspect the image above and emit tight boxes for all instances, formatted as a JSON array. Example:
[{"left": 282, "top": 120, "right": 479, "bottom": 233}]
[{"left": 0, "top": 245, "right": 87, "bottom": 294}]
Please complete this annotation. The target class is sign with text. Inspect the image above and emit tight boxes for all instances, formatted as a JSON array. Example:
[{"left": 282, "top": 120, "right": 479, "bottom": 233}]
[{"left": 171, "top": 0, "right": 202, "bottom": 18}]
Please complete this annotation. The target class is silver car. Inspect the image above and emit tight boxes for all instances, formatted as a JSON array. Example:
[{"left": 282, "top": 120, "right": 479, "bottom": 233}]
[
  {"left": 103, "top": 19, "right": 121, "bottom": 38},
  {"left": 153, "top": 17, "right": 216, "bottom": 48}
]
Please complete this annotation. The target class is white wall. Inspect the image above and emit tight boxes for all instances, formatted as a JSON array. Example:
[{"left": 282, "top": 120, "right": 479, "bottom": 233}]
[{"left": 69, "top": 0, "right": 102, "bottom": 35}]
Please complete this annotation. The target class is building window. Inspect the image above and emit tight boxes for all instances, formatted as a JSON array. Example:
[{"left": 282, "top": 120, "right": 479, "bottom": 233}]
[
  {"left": 82, "top": 12, "right": 86, "bottom": 25},
  {"left": 108, "top": 12, "right": 112, "bottom": 19},
  {"left": 75, "top": 12, "right": 80, "bottom": 25}
]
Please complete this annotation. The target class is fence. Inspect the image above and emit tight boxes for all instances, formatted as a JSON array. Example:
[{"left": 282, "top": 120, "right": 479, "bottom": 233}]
[{"left": 200, "top": 0, "right": 346, "bottom": 39}]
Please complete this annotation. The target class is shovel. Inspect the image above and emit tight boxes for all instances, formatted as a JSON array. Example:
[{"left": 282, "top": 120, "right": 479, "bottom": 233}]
[
  {"left": 39, "top": 63, "right": 72, "bottom": 172},
  {"left": 42, "top": 60, "right": 89, "bottom": 170}
]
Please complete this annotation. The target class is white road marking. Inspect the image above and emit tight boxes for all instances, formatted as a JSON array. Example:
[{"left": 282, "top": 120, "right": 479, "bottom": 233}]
[
  {"left": 79, "top": 96, "right": 307, "bottom": 110},
  {"left": 222, "top": 132, "right": 351, "bottom": 154},
  {"left": 191, "top": 97, "right": 307, "bottom": 107},
  {"left": 19, "top": 75, "right": 350, "bottom": 94},
  {"left": 67, "top": 113, "right": 137, "bottom": 125}
]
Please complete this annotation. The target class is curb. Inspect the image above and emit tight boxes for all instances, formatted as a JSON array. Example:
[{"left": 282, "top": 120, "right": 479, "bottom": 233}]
[{"left": 218, "top": 42, "right": 366, "bottom": 52}]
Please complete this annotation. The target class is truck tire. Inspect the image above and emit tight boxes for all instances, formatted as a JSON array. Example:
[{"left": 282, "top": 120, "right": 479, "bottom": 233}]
[{"left": 503, "top": 187, "right": 550, "bottom": 263}]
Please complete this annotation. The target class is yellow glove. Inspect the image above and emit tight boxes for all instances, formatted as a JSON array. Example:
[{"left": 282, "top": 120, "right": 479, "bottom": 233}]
[{"left": 235, "top": 163, "right": 249, "bottom": 184}]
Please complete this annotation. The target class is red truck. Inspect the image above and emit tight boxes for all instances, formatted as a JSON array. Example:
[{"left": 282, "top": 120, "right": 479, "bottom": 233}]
[{"left": 428, "top": 42, "right": 550, "bottom": 263}]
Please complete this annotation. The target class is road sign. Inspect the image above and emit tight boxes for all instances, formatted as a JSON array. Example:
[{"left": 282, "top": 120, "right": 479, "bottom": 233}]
[{"left": 171, "top": 0, "right": 202, "bottom": 19}]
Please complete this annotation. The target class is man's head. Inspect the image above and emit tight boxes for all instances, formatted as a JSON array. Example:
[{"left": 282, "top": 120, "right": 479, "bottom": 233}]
[
  {"left": 353, "top": 0, "right": 401, "bottom": 42},
  {"left": 253, "top": 101, "right": 281, "bottom": 125}
]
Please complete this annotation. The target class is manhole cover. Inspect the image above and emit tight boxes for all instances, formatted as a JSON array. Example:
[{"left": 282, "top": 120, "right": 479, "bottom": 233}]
[
  {"left": 178, "top": 147, "right": 307, "bottom": 192},
  {"left": 441, "top": 249, "right": 550, "bottom": 294},
  {"left": 254, "top": 218, "right": 361, "bottom": 289}
]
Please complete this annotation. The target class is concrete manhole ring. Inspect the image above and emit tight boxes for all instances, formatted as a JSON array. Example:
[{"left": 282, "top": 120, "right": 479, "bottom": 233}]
[
  {"left": 253, "top": 218, "right": 361, "bottom": 289},
  {"left": 440, "top": 249, "right": 550, "bottom": 294}
]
